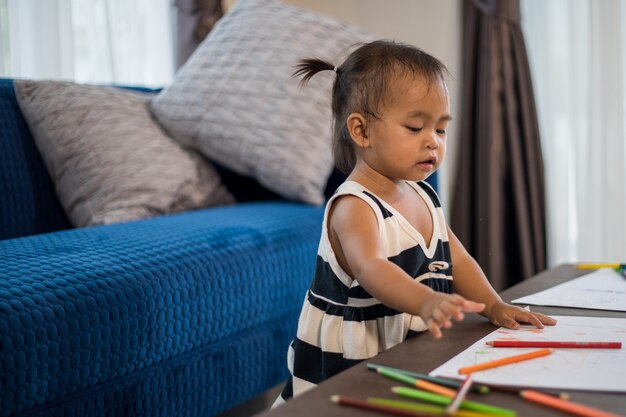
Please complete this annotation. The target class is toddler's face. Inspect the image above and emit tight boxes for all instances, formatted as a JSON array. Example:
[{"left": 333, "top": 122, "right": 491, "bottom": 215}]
[{"left": 364, "top": 76, "right": 450, "bottom": 182}]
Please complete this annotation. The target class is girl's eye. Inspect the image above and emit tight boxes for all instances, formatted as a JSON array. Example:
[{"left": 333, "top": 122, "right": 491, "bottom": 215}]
[
  {"left": 406, "top": 126, "right": 423, "bottom": 133},
  {"left": 436, "top": 129, "right": 447, "bottom": 135}
]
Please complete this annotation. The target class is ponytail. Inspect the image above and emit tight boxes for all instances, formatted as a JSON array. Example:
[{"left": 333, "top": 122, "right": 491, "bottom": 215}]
[
  {"left": 293, "top": 57, "right": 354, "bottom": 172},
  {"left": 292, "top": 58, "right": 337, "bottom": 86}
]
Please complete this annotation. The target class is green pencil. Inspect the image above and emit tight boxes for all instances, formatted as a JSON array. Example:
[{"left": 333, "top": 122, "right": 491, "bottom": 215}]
[
  {"left": 368, "top": 397, "right": 446, "bottom": 415},
  {"left": 368, "top": 398, "right": 504, "bottom": 417},
  {"left": 392, "top": 386, "right": 517, "bottom": 417},
  {"left": 377, "top": 367, "right": 422, "bottom": 386},
  {"left": 367, "top": 363, "right": 490, "bottom": 394}
]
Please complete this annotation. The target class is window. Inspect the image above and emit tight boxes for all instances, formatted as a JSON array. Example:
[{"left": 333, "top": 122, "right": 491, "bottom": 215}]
[
  {"left": 522, "top": 0, "right": 626, "bottom": 265},
  {"left": 1, "top": 0, "right": 175, "bottom": 87}
]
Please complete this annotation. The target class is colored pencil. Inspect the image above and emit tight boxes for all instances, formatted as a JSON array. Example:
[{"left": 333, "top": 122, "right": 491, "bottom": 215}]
[
  {"left": 368, "top": 397, "right": 506, "bottom": 417},
  {"left": 330, "top": 395, "right": 441, "bottom": 417},
  {"left": 367, "top": 363, "right": 490, "bottom": 394},
  {"left": 520, "top": 390, "right": 624, "bottom": 417},
  {"left": 367, "top": 397, "right": 446, "bottom": 415},
  {"left": 448, "top": 381, "right": 571, "bottom": 400},
  {"left": 577, "top": 263, "right": 626, "bottom": 280},
  {"left": 486, "top": 340, "right": 622, "bottom": 349},
  {"left": 458, "top": 348, "right": 553, "bottom": 374},
  {"left": 416, "top": 379, "right": 458, "bottom": 398},
  {"left": 392, "top": 386, "right": 517, "bottom": 416},
  {"left": 377, "top": 367, "right": 457, "bottom": 397},
  {"left": 577, "top": 263, "right": 626, "bottom": 270},
  {"left": 446, "top": 375, "right": 473, "bottom": 415}
]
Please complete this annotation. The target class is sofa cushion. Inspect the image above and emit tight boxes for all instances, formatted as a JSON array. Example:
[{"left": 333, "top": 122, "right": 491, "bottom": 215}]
[
  {"left": 0, "top": 78, "right": 71, "bottom": 240},
  {"left": 150, "top": 0, "right": 374, "bottom": 206},
  {"left": 14, "top": 80, "right": 235, "bottom": 228},
  {"left": 0, "top": 202, "right": 324, "bottom": 416}
]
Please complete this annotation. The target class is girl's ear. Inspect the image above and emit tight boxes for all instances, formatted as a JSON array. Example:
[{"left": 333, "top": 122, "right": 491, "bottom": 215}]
[{"left": 346, "top": 112, "right": 370, "bottom": 148}]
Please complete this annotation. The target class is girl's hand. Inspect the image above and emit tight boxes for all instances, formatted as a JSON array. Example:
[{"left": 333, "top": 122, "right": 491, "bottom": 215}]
[
  {"left": 485, "top": 301, "right": 557, "bottom": 329},
  {"left": 419, "top": 293, "right": 485, "bottom": 339}
]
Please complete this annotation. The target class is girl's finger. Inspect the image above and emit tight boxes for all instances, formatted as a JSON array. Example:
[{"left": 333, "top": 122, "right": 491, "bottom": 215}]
[
  {"left": 500, "top": 316, "right": 521, "bottom": 330},
  {"left": 432, "top": 310, "right": 453, "bottom": 329},
  {"left": 428, "top": 319, "right": 443, "bottom": 339},
  {"left": 461, "top": 300, "right": 485, "bottom": 313},
  {"left": 534, "top": 312, "right": 557, "bottom": 325},
  {"left": 519, "top": 312, "right": 545, "bottom": 329},
  {"left": 449, "top": 294, "right": 485, "bottom": 313},
  {"left": 453, "top": 310, "right": 465, "bottom": 322},
  {"left": 446, "top": 304, "right": 464, "bottom": 322},
  {"left": 439, "top": 301, "right": 462, "bottom": 319}
]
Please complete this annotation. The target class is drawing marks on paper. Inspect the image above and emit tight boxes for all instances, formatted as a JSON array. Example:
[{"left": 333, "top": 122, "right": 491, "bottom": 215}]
[{"left": 430, "top": 316, "right": 626, "bottom": 392}]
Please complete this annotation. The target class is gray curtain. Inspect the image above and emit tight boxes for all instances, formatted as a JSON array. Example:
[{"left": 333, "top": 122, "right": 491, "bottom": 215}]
[
  {"left": 174, "top": 0, "right": 224, "bottom": 68},
  {"left": 451, "top": 0, "right": 546, "bottom": 291}
]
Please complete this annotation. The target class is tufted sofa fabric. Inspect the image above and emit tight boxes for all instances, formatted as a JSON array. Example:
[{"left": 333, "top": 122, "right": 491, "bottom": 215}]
[
  {"left": 0, "top": 77, "right": 325, "bottom": 416},
  {"left": 0, "top": 202, "right": 323, "bottom": 416}
]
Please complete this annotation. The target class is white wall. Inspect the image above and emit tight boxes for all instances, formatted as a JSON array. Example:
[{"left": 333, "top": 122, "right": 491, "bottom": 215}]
[{"left": 278, "top": 0, "right": 462, "bottom": 212}]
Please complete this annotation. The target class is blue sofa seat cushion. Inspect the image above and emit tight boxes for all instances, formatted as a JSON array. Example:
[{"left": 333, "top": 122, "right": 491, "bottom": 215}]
[{"left": 0, "top": 202, "right": 323, "bottom": 416}]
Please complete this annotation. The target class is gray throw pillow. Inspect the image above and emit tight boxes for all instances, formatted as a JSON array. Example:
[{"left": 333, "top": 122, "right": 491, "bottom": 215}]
[
  {"left": 150, "top": 0, "right": 374, "bottom": 205},
  {"left": 14, "top": 80, "right": 235, "bottom": 227}
]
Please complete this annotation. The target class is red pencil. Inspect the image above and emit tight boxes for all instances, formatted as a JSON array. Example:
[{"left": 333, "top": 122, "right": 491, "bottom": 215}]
[{"left": 486, "top": 340, "right": 622, "bottom": 349}]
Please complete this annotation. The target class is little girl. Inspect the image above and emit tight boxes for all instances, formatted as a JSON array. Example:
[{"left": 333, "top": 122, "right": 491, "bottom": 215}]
[{"left": 275, "top": 40, "right": 555, "bottom": 404}]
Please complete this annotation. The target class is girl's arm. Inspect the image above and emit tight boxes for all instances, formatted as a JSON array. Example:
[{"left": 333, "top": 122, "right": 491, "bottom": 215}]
[
  {"left": 329, "top": 195, "right": 484, "bottom": 338},
  {"left": 446, "top": 225, "right": 556, "bottom": 329}
]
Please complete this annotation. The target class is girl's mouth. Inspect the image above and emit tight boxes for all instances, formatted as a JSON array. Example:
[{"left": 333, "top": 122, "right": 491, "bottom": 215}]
[{"left": 417, "top": 157, "right": 436, "bottom": 170}]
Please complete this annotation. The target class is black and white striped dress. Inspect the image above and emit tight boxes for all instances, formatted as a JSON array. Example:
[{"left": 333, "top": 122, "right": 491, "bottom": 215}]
[{"left": 276, "top": 180, "right": 453, "bottom": 404}]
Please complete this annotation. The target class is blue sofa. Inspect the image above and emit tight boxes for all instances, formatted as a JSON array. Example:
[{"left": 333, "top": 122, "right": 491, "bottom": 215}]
[
  {"left": 0, "top": 77, "right": 438, "bottom": 417},
  {"left": 0, "top": 77, "right": 328, "bottom": 417}
]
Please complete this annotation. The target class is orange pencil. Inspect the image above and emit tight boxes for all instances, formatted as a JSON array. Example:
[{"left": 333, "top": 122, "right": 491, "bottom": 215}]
[
  {"left": 520, "top": 389, "right": 624, "bottom": 417},
  {"left": 458, "top": 348, "right": 553, "bottom": 374},
  {"left": 377, "top": 367, "right": 457, "bottom": 397},
  {"left": 415, "top": 379, "right": 457, "bottom": 398}
]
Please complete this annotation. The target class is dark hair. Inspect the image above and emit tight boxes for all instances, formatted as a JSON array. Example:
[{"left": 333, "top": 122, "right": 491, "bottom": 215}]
[{"left": 293, "top": 39, "right": 449, "bottom": 173}]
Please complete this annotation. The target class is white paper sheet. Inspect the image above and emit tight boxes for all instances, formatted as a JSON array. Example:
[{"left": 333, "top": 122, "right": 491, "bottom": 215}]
[
  {"left": 511, "top": 268, "right": 626, "bottom": 311},
  {"left": 430, "top": 316, "right": 626, "bottom": 392}
]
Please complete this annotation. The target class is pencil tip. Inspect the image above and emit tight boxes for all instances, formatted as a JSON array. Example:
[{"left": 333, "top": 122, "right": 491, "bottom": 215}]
[
  {"left": 486, "top": 341, "right": 494, "bottom": 346},
  {"left": 330, "top": 395, "right": 340, "bottom": 403}
]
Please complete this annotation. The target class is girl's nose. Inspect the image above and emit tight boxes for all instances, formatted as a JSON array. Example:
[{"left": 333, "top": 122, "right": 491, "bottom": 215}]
[{"left": 425, "top": 132, "right": 439, "bottom": 149}]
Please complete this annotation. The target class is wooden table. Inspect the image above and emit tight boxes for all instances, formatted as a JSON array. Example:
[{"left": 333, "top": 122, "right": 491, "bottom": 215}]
[{"left": 257, "top": 265, "right": 626, "bottom": 416}]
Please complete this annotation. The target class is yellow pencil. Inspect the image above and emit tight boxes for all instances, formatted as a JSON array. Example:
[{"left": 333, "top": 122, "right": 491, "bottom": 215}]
[
  {"left": 577, "top": 263, "right": 626, "bottom": 270},
  {"left": 459, "top": 348, "right": 553, "bottom": 374}
]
